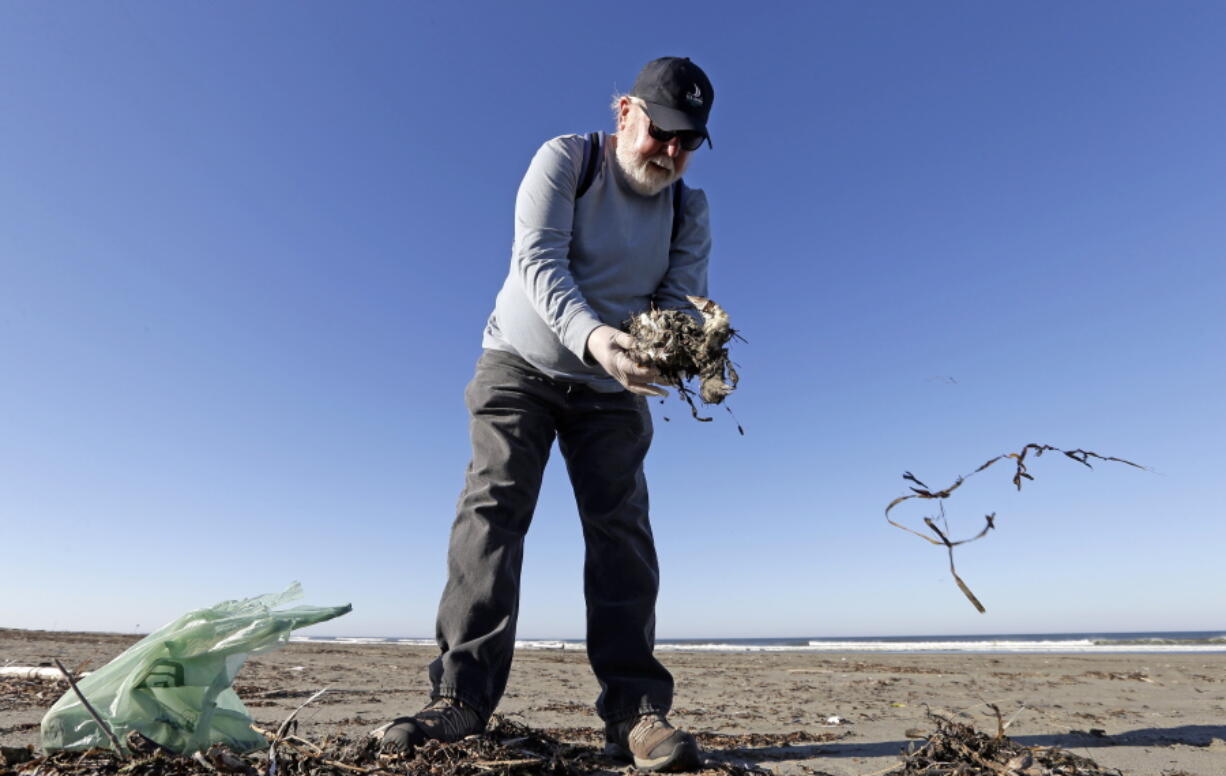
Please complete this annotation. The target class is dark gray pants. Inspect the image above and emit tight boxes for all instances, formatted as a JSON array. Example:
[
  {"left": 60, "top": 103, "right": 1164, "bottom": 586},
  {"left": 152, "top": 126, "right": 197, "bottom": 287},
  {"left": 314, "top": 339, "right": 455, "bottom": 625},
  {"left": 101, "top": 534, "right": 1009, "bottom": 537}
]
[{"left": 428, "top": 349, "right": 673, "bottom": 724}]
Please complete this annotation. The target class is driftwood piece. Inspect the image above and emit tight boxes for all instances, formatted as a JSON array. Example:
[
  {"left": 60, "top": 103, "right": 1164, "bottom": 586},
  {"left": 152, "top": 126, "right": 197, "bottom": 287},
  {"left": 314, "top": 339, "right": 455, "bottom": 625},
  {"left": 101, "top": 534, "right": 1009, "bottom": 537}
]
[
  {"left": 52, "top": 659, "right": 126, "bottom": 758},
  {"left": 0, "top": 666, "right": 79, "bottom": 681}
]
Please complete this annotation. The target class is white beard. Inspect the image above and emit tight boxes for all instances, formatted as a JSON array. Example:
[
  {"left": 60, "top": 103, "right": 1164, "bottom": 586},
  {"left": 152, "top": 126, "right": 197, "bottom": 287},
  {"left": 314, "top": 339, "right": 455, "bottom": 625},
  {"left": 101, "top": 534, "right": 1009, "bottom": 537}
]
[{"left": 614, "top": 134, "right": 681, "bottom": 196}]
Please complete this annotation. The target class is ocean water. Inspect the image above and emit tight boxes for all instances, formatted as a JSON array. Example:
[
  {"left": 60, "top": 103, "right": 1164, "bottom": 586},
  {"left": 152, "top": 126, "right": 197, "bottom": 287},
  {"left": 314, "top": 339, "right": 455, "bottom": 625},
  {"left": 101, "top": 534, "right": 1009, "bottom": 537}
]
[{"left": 290, "top": 631, "right": 1226, "bottom": 654}]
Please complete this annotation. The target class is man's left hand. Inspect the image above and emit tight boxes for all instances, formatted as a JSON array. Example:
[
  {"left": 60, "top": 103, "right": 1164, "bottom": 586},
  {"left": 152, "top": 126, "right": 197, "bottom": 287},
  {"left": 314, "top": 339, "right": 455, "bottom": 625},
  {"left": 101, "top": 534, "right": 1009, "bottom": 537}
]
[{"left": 585, "top": 325, "right": 669, "bottom": 397}]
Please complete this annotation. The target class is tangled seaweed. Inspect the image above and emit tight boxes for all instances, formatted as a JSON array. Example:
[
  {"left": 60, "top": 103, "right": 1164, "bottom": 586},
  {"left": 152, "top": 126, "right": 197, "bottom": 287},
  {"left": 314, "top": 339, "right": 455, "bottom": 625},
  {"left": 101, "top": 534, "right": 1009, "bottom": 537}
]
[
  {"left": 886, "top": 444, "right": 1146, "bottom": 613},
  {"left": 0, "top": 677, "right": 55, "bottom": 713},
  {"left": 888, "top": 712, "right": 1123, "bottom": 776},
  {"left": 625, "top": 296, "right": 741, "bottom": 426},
  {"left": 0, "top": 711, "right": 1136, "bottom": 776},
  {"left": 6, "top": 717, "right": 776, "bottom": 776}
]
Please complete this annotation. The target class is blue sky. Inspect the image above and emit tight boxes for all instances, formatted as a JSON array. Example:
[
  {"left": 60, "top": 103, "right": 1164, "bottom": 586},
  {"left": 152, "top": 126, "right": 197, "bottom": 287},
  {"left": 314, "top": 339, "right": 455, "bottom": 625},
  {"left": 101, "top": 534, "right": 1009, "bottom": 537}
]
[{"left": 2, "top": 2, "right": 1223, "bottom": 640}]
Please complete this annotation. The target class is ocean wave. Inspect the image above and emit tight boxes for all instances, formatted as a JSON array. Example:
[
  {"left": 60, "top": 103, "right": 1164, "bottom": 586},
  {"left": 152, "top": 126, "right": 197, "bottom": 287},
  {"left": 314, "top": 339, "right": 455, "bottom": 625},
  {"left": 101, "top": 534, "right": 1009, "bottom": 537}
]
[
  {"left": 800, "top": 639, "right": 1226, "bottom": 653},
  {"left": 1093, "top": 635, "right": 1226, "bottom": 646},
  {"left": 288, "top": 634, "right": 1226, "bottom": 653},
  {"left": 654, "top": 642, "right": 812, "bottom": 652},
  {"left": 807, "top": 639, "right": 1093, "bottom": 652},
  {"left": 511, "top": 640, "right": 582, "bottom": 650}
]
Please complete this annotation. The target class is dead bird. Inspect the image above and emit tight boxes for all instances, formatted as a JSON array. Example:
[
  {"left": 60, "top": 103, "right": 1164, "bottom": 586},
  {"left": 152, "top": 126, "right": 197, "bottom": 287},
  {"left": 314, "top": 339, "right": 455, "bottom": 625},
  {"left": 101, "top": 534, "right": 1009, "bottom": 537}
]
[{"left": 625, "top": 296, "right": 740, "bottom": 418}]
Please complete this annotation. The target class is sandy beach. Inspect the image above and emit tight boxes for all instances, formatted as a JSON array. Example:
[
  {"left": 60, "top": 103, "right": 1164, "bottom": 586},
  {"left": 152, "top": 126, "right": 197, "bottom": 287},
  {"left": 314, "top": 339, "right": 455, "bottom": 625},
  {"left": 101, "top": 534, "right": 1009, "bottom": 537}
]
[{"left": 1, "top": 628, "right": 1222, "bottom": 775}]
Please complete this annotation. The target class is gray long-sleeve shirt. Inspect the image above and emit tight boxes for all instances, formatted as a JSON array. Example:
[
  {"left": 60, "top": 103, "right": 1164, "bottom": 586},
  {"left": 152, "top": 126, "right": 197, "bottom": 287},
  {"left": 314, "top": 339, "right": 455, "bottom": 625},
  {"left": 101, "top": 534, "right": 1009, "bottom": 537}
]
[{"left": 482, "top": 132, "right": 712, "bottom": 392}]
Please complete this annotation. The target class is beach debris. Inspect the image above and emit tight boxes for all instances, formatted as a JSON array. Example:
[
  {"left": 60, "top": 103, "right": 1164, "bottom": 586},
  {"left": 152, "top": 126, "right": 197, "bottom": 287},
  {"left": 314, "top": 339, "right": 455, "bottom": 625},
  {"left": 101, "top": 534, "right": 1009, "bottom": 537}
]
[
  {"left": 268, "top": 687, "right": 329, "bottom": 776},
  {"left": 626, "top": 295, "right": 744, "bottom": 429},
  {"left": 40, "top": 583, "right": 351, "bottom": 755},
  {"left": 196, "top": 744, "right": 258, "bottom": 775},
  {"left": 9, "top": 716, "right": 781, "bottom": 776},
  {"left": 693, "top": 728, "right": 848, "bottom": 750},
  {"left": 0, "top": 667, "right": 81, "bottom": 682},
  {"left": 1, "top": 676, "right": 63, "bottom": 713},
  {"left": 0, "top": 747, "right": 34, "bottom": 768},
  {"left": 126, "top": 730, "right": 177, "bottom": 756},
  {"left": 1081, "top": 671, "right": 1153, "bottom": 683},
  {"left": 886, "top": 443, "right": 1146, "bottom": 613},
  {"left": 888, "top": 712, "right": 1124, "bottom": 775}
]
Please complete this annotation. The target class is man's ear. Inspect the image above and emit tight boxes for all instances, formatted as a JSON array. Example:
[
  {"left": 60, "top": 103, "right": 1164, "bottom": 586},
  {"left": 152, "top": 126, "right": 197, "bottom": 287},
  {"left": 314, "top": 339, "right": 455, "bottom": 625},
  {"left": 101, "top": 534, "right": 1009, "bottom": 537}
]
[{"left": 617, "top": 98, "right": 632, "bottom": 131}]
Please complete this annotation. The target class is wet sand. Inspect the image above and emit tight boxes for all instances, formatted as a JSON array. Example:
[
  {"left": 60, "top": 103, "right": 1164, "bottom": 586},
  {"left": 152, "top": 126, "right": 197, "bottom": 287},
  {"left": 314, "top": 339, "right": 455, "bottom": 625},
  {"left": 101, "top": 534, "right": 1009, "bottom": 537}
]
[{"left": 2, "top": 629, "right": 1223, "bottom": 775}]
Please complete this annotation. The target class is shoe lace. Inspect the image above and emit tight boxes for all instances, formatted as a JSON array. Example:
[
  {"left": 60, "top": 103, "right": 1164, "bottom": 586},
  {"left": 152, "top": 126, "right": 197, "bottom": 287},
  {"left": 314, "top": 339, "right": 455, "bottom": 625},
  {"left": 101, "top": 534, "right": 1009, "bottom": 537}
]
[
  {"left": 630, "top": 712, "right": 670, "bottom": 743},
  {"left": 420, "top": 698, "right": 476, "bottom": 737}
]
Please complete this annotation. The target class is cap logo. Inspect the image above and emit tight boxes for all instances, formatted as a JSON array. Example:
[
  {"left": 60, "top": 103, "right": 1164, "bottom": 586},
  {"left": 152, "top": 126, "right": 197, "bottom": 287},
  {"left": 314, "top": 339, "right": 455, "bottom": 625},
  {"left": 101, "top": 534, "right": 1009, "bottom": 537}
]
[{"left": 685, "top": 83, "right": 703, "bottom": 107}]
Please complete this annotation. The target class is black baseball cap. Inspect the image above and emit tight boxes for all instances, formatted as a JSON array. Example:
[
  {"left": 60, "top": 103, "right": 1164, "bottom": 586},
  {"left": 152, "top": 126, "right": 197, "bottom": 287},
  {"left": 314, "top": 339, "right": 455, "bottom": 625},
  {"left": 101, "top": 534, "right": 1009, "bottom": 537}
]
[{"left": 630, "top": 56, "right": 714, "bottom": 148}]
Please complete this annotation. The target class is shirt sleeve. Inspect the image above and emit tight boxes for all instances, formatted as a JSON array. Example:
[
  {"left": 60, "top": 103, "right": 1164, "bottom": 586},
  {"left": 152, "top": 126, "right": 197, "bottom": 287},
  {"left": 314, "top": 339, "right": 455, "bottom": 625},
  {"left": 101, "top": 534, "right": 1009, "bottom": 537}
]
[
  {"left": 512, "top": 135, "right": 606, "bottom": 362},
  {"left": 652, "top": 185, "right": 712, "bottom": 311}
]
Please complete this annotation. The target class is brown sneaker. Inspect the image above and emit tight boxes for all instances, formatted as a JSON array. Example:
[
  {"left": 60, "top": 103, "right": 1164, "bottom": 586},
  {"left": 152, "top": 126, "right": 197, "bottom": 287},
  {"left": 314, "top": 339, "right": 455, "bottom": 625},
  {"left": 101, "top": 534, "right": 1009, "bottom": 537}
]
[
  {"left": 375, "top": 697, "right": 484, "bottom": 753},
  {"left": 604, "top": 712, "right": 701, "bottom": 772}
]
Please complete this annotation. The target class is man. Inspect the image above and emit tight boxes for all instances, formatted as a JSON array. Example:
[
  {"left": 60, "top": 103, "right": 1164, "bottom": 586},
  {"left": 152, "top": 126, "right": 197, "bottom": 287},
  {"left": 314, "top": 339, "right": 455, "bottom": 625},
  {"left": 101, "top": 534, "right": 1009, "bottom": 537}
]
[{"left": 381, "top": 57, "right": 715, "bottom": 773}]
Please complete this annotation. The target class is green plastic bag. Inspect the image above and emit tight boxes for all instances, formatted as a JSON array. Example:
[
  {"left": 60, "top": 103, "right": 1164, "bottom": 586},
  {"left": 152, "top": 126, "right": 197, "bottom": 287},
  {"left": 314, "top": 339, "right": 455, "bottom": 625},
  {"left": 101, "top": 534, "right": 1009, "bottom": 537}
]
[{"left": 41, "top": 583, "right": 351, "bottom": 754}]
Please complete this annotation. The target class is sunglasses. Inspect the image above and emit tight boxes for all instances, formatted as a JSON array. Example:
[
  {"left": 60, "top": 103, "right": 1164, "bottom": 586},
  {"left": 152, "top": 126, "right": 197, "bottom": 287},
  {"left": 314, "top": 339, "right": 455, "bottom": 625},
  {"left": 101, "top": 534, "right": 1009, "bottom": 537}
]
[{"left": 645, "top": 118, "right": 706, "bottom": 151}]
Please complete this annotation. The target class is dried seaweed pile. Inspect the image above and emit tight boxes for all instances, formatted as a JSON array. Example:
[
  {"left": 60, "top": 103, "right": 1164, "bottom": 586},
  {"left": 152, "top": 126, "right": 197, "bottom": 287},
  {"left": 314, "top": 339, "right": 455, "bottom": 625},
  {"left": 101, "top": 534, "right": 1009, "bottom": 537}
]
[
  {"left": 886, "top": 444, "right": 1145, "bottom": 612},
  {"left": 0, "top": 677, "right": 56, "bottom": 712},
  {"left": 694, "top": 730, "right": 846, "bottom": 750},
  {"left": 889, "top": 714, "right": 1122, "bottom": 776},
  {"left": 626, "top": 296, "right": 740, "bottom": 425},
  {"left": 4, "top": 717, "right": 775, "bottom": 776}
]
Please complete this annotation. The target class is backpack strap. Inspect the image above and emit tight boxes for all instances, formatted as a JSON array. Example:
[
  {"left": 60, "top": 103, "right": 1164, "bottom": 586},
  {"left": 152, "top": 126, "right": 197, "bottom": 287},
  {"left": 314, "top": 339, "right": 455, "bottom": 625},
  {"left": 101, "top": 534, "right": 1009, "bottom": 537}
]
[
  {"left": 577, "top": 132, "right": 685, "bottom": 242},
  {"left": 576, "top": 132, "right": 602, "bottom": 199},
  {"left": 671, "top": 178, "right": 686, "bottom": 243}
]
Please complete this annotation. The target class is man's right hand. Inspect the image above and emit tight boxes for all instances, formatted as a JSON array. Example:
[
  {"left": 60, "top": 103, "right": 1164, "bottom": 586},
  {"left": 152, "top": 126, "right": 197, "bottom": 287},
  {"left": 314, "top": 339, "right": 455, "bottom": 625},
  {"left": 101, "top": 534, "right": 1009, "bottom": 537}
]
[{"left": 585, "top": 325, "right": 669, "bottom": 397}]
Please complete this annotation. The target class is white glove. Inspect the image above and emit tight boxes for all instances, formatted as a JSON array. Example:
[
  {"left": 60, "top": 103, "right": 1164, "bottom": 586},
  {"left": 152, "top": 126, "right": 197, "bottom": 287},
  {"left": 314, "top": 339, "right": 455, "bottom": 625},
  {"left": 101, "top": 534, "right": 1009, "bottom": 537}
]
[{"left": 585, "top": 325, "right": 668, "bottom": 397}]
